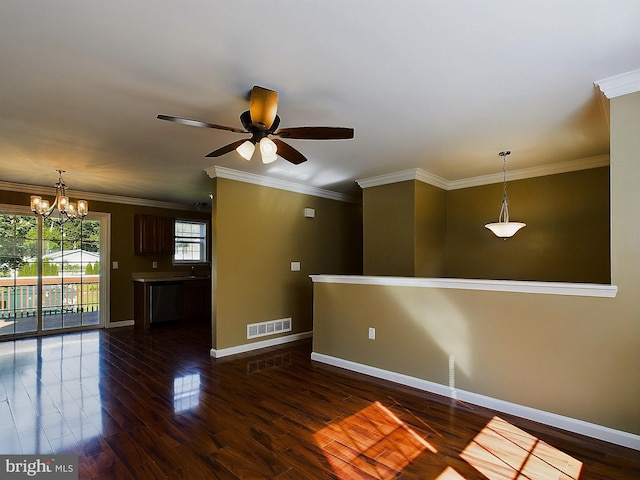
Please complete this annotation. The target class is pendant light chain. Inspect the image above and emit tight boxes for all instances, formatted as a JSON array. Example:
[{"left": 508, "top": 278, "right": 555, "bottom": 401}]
[{"left": 499, "top": 151, "right": 510, "bottom": 223}]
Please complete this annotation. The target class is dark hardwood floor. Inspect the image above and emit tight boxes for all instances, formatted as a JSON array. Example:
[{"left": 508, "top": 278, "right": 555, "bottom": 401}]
[{"left": 1, "top": 321, "right": 638, "bottom": 479}]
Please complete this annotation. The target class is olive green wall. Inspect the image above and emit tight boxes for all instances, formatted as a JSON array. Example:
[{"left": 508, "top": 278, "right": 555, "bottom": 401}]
[
  {"left": 416, "top": 180, "right": 447, "bottom": 277},
  {"left": 313, "top": 91, "right": 640, "bottom": 437},
  {"left": 363, "top": 167, "right": 610, "bottom": 283},
  {"left": 0, "top": 189, "right": 210, "bottom": 323},
  {"left": 363, "top": 182, "right": 416, "bottom": 276},
  {"left": 446, "top": 167, "right": 610, "bottom": 282},
  {"left": 211, "top": 177, "right": 362, "bottom": 350},
  {"left": 313, "top": 282, "right": 629, "bottom": 432},
  {"left": 363, "top": 180, "right": 447, "bottom": 277}
]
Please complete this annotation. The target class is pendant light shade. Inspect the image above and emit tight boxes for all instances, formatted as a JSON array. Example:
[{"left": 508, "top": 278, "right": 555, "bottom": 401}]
[
  {"left": 484, "top": 151, "right": 526, "bottom": 238},
  {"left": 485, "top": 221, "right": 526, "bottom": 238}
]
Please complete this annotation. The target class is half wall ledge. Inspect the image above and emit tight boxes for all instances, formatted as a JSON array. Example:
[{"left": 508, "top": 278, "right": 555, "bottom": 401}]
[{"left": 309, "top": 275, "right": 618, "bottom": 298}]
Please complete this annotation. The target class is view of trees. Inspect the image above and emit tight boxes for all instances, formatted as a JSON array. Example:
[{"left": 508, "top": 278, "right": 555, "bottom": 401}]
[
  {"left": 0, "top": 214, "right": 100, "bottom": 277},
  {"left": 18, "top": 259, "right": 59, "bottom": 277}
]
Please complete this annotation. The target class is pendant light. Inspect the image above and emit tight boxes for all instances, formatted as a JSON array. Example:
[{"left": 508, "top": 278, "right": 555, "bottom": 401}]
[{"left": 485, "top": 151, "right": 525, "bottom": 238}]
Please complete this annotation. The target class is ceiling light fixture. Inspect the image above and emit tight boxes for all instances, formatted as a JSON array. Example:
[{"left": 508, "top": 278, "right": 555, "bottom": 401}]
[
  {"left": 235, "top": 136, "right": 279, "bottom": 163},
  {"left": 259, "top": 137, "right": 278, "bottom": 164},
  {"left": 485, "top": 151, "right": 525, "bottom": 238},
  {"left": 30, "top": 170, "right": 88, "bottom": 221},
  {"left": 235, "top": 140, "right": 255, "bottom": 161}
]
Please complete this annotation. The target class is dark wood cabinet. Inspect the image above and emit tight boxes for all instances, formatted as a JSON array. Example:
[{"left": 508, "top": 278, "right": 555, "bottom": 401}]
[
  {"left": 134, "top": 214, "right": 174, "bottom": 255},
  {"left": 183, "top": 279, "right": 212, "bottom": 322},
  {"left": 134, "top": 277, "right": 211, "bottom": 328}
]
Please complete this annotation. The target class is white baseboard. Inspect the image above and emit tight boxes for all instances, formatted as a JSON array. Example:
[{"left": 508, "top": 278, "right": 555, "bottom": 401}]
[
  {"left": 211, "top": 331, "right": 313, "bottom": 358},
  {"left": 107, "top": 320, "right": 135, "bottom": 328},
  {"left": 311, "top": 352, "right": 640, "bottom": 451}
]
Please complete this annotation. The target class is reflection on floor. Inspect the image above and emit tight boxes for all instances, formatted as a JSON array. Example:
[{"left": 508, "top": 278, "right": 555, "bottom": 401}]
[
  {"left": 0, "top": 311, "right": 100, "bottom": 336},
  {"left": 0, "top": 331, "right": 102, "bottom": 454}
]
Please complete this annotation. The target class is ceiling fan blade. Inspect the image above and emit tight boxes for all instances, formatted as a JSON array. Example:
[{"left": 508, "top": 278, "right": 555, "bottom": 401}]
[
  {"left": 249, "top": 86, "right": 278, "bottom": 130},
  {"left": 205, "top": 139, "right": 248, "bottom": 157},
  {"left": 157, "top": 114, "right": 246, "bottom": 133},
  {"left": 276, "top": 126, "right": 354, "bottom": 140},
  {"left": 272, "top": 139, "right": 308, "bottom": 165}
]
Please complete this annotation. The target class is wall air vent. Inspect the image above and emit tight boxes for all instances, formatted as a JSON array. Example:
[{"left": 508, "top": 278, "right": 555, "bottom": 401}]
[{"left": 247, "top": 317, "right": 292, "bottom": 339}]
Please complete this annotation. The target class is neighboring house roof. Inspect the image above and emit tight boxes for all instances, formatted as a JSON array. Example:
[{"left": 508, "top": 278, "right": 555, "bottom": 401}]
[{"left": 42, "top": 249, "right": 100, "bottom": 265}]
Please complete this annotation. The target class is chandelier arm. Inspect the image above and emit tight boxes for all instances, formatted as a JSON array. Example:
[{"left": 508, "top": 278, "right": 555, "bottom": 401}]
[{"left": 40, "top": 191, "right": 59, "bottom": 219}]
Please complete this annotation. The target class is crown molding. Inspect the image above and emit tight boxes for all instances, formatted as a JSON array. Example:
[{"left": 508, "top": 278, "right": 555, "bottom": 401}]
[
  {"left": 594, "top": 69, "right": 640, "bottom": 99},
  {"left": 205, "top": 166, "right": 360, "bottom": 203},
  {"left": 448, "top": 154, "right": 610, "bottom": 190},
  {"left": 356, "top": 169, "right": 449, "bottom": 190},
  {"left": 0, "top": 181, "right": 197, "bottom": 211},
  {"left": 355, "top": 155, "right": 610, "bottom": 191}
]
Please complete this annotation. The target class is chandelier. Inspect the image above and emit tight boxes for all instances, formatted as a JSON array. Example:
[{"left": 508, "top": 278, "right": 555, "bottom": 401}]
[
  {"left": 30, "top": 170, "right": 88, "bottom": 221},
  {"left": 484, "top": 151, "right": 526, "bottom": 238}
]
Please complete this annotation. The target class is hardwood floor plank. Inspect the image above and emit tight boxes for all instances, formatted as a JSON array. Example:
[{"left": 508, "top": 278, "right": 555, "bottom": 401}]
[{"left": 1, "top": 321, "right": 638, "bottom": 479}]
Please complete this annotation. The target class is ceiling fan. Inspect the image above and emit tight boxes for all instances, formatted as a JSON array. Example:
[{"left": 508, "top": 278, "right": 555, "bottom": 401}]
[{"left": 157, "top": 86, "right": 354, "bottom": 165}]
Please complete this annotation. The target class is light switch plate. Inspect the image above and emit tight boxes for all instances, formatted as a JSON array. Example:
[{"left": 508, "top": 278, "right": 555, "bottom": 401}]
[
  {"left": 291, "top": 261, "right": 301, "bottom": 271},
  {"left": 112, "top": 261, "right": 119, "bottom": 269}
]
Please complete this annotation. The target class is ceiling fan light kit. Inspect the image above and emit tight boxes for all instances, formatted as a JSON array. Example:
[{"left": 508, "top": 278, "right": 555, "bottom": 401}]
[
  {"left": 158, "top": 85, "right": 354, "bottom": 165},
  {"left": 236, "top": 140, "right": 255, "bottom": 161},
  {"left": 485, "top": 151, "right": 526, "bottom": 239},
  {"left": 259, "top": 137, "right": 278, "bottom": 164}
]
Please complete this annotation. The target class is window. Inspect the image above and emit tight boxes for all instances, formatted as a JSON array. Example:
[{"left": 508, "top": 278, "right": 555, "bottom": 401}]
[{"left": 174, "top": 220, "right": 207, "bottom": 264}]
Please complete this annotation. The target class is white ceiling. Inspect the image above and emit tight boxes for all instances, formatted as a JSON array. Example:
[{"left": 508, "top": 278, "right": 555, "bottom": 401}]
[{"left": 1, "top": 1, "right": 638, "bottom": 206}]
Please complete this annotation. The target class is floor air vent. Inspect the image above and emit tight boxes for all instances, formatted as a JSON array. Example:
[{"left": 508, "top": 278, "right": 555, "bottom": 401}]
[{"left": 247, "top": 318, "right": 292, "bottom": 339}]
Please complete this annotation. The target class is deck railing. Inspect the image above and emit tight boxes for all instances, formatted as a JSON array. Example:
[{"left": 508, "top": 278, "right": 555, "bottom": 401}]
[{"left": 0, "top": 275, "right": 100, "bottom": 319}]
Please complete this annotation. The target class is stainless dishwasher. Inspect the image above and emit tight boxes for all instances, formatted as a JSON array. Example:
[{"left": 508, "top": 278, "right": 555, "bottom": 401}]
[{"left": 149, "top": 282, "right": 184, "bottom": 323}]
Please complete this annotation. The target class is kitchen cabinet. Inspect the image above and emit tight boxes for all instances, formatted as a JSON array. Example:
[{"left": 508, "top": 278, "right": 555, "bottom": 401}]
[
  {"left": 133, "top": 276, "right": 211, "bottom": 328},
  {"left": 183, "top": 279, "right": 212, "bottom": 321},
  {"left": 134, "top": 214, "right": 174, "bottom": 255}
]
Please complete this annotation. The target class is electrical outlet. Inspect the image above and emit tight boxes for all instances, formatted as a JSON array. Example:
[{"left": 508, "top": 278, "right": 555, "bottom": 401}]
[
  {"left": 152, "top": 261, "right": 158, "bottom": 269},
  {"left": 291, "top": 261, "right": 301, "bottom": 271},
  {"left": 112, "top": 261, "right": 118, "bottom": 269},
  {"left": 368, "top": 327, "right": 376, "bottom": 340}
]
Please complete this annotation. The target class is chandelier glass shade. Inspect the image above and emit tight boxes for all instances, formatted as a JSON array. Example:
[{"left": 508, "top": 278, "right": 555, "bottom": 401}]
[
  {"left": 484, "top": 151, "right": 525, "bottom": 238},
  {"left": 30, "top": 170, "right": 88, "bottom": 221}
]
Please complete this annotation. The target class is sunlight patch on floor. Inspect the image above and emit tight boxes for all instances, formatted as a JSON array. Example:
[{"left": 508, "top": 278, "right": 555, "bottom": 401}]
[
  {"left": 314, "top": 400, "right": 436, "bottom": 479},
  {"left": 460, "top": 416, "right": 583, "bottom": 479},
  {"left": 436, "top": 466, "right": 468, "bottom": 479}
]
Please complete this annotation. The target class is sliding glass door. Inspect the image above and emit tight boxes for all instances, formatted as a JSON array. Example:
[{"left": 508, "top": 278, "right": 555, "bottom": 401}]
[
  {"left": 0, "top": 212, "right": 38, "bottom": 336},
  {"left": 0, "top": 206, "right": 108, "bottom": 338}
]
